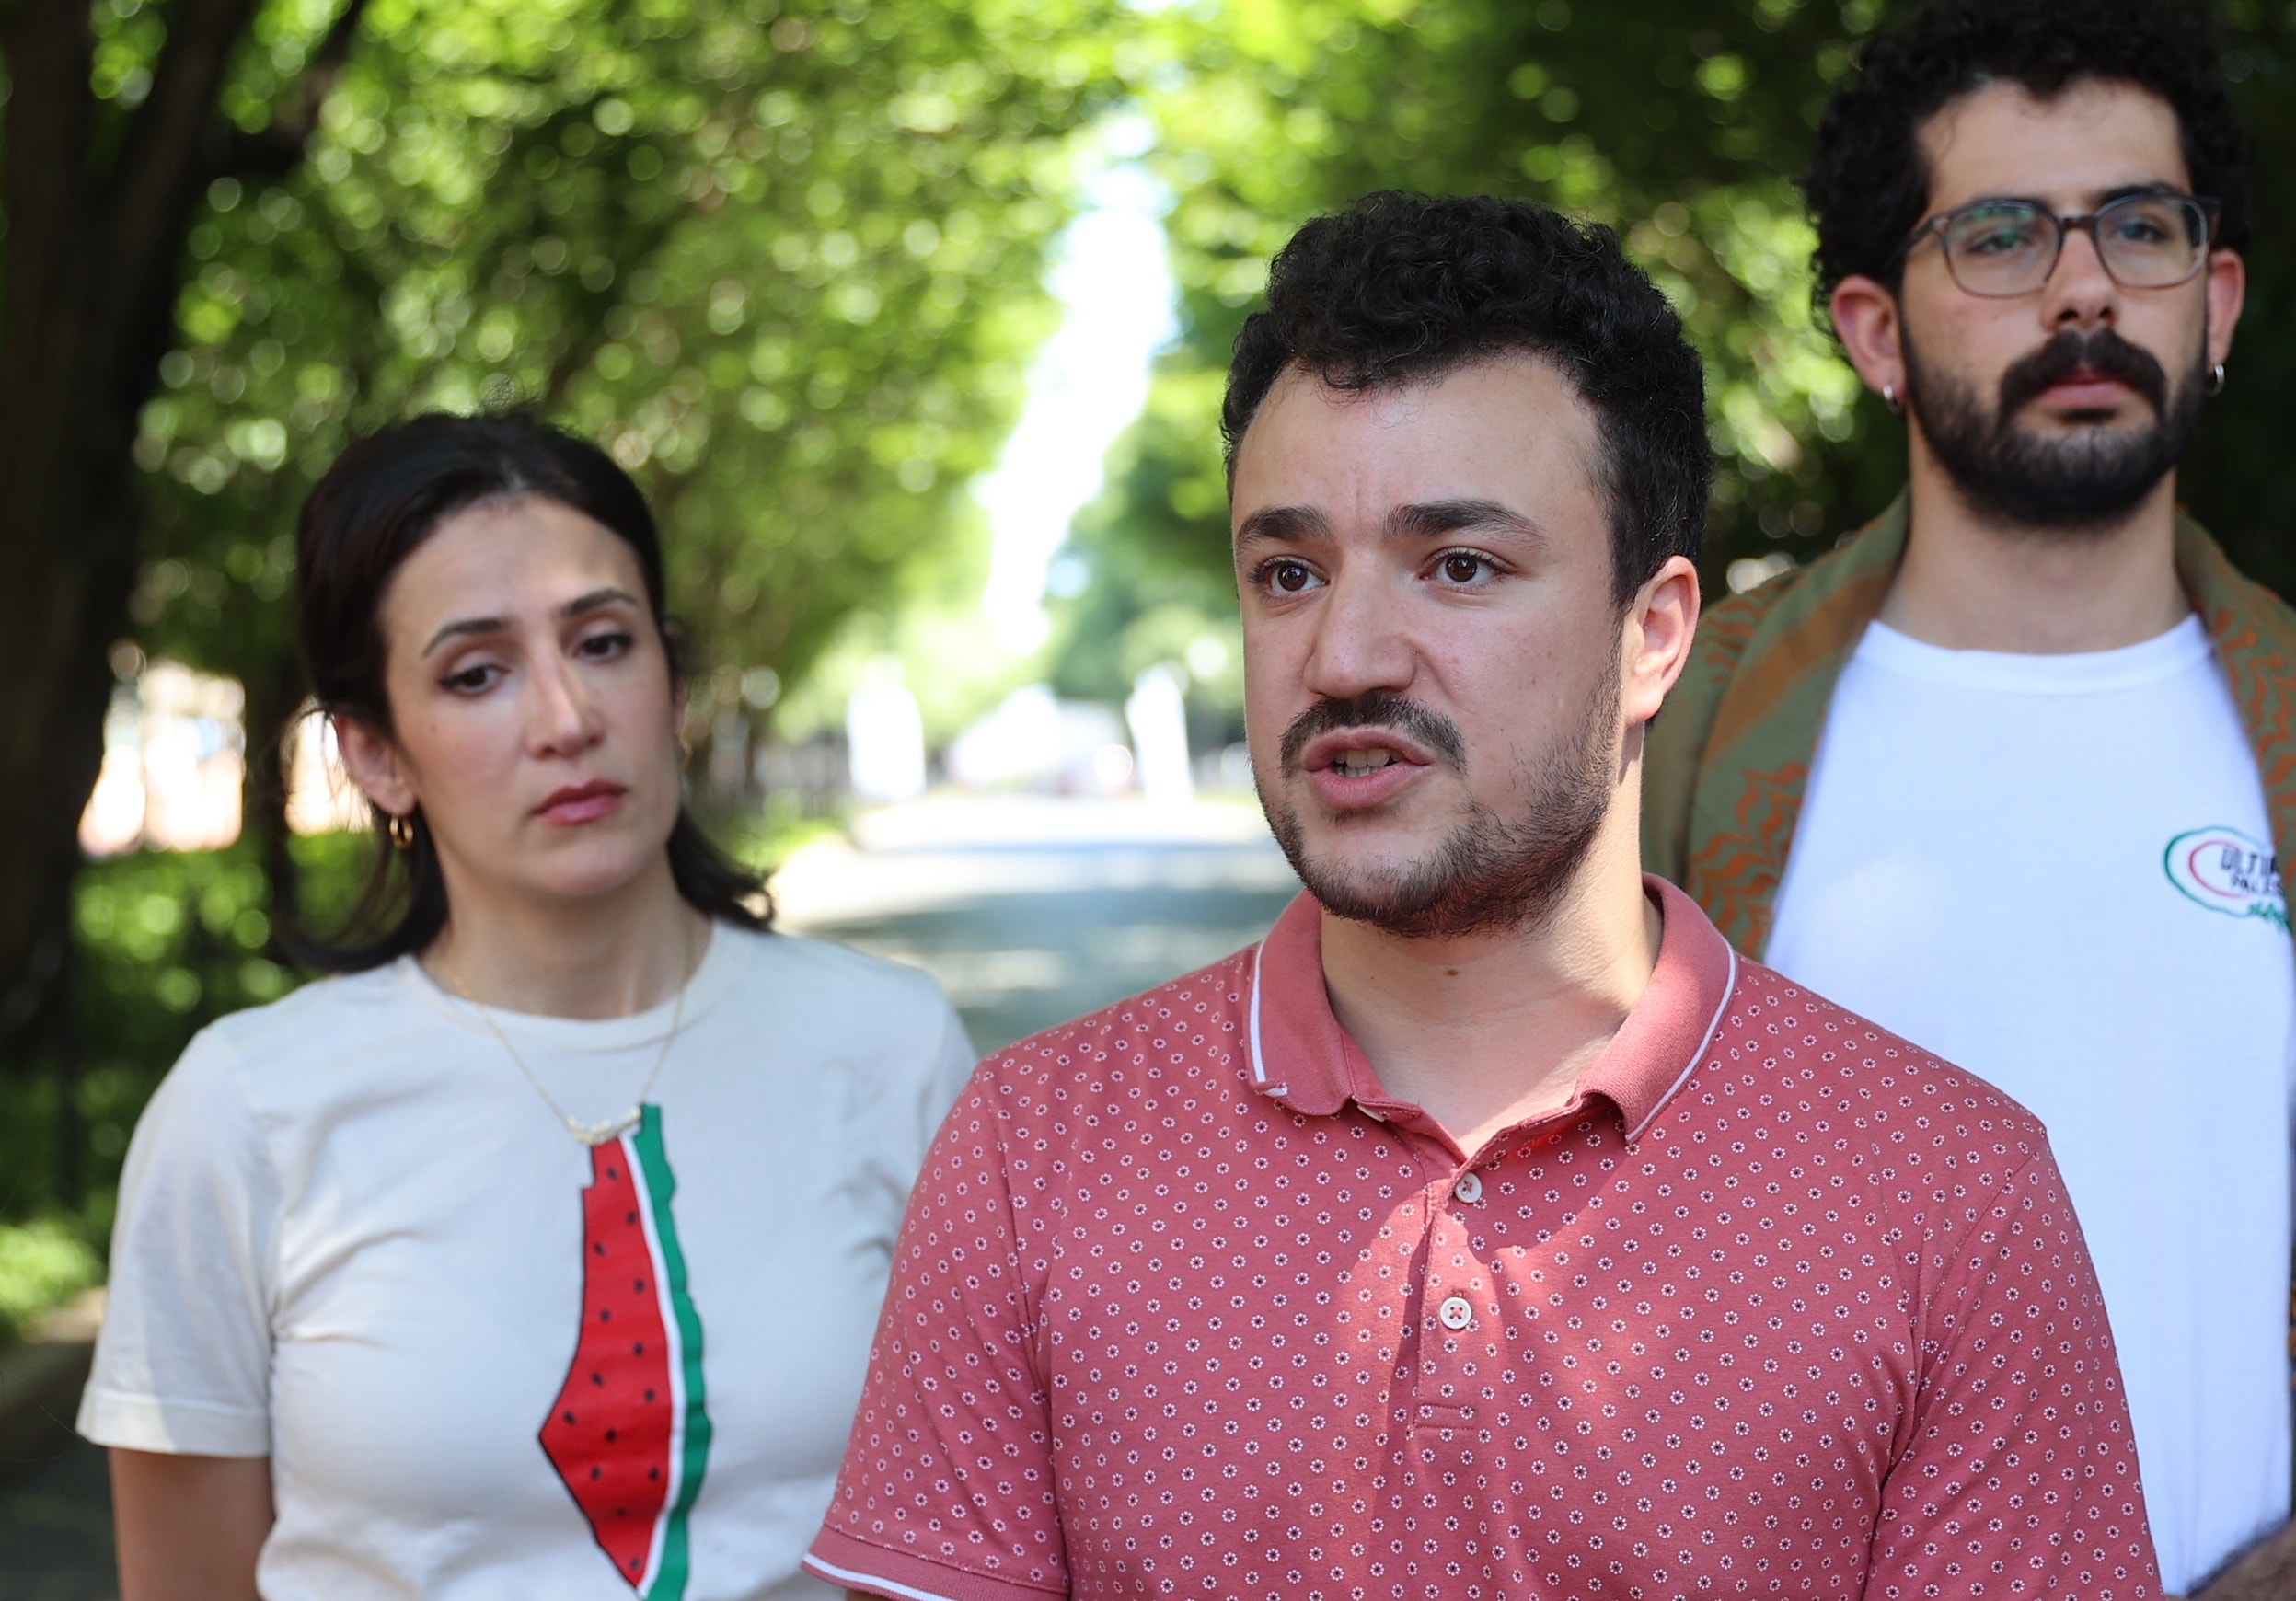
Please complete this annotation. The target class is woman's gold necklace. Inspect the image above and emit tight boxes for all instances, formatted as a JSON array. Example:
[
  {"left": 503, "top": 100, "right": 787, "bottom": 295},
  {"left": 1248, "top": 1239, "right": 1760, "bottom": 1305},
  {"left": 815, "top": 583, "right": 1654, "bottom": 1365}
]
[{"left": 442, "top": 936, "right": 696, "bottom": 1147}]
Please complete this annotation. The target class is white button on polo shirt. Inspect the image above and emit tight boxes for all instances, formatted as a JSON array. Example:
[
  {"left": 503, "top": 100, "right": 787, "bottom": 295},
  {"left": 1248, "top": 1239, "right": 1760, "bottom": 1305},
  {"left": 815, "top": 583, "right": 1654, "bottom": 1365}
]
[
  {"left": 1452, "top": 1171, "right": 1483, "bottom": 1204},
  {"left": 1437, "top": 1296, "right": 1474, "bottom": 1330}
]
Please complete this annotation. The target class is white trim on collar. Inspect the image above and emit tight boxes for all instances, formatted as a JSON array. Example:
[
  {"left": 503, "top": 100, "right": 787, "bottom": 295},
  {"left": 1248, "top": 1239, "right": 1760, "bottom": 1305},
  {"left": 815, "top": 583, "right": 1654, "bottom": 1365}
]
[
  {"left": 1246, "top": 940, "right": 1286, "bottom": 1099},
  {"left": 1625, "top": 945, "right": 1736, "bottom": 1145}
]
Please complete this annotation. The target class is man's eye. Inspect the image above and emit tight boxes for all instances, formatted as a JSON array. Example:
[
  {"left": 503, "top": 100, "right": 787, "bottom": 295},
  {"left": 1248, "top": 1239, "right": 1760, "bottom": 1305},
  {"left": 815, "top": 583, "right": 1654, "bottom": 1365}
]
[
  {"left": 1438, "top": 552, "right": 1492, "bottom": 584},
  {"left": 1264, "top": 559, "right": 1318, "bottom": 594}
]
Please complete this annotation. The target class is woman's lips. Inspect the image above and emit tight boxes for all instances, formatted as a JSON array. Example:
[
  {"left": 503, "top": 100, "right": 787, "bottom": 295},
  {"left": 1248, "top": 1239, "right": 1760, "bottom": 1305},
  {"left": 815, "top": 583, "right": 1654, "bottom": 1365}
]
[{"left": 537, "top": 781, "right": 627, "bottom": 825}]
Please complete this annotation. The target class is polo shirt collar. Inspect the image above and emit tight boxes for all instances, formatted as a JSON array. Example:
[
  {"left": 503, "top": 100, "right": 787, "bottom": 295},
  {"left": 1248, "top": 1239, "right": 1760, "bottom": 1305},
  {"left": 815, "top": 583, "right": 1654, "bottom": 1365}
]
[{"left": 1245, "top": 875, "right": 1737, "bottom": 1143}]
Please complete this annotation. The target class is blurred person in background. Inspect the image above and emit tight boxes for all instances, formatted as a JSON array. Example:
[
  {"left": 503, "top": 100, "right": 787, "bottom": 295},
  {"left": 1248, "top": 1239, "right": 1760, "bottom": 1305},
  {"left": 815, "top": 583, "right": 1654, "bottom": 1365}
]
[
  {"left": 79, "top": 413, "right": 973, "bottom": 1600},
  {"left": 804, "top": 191, "right": 2159, "bottom": 1601},
  {"left": 1643, "top": 2, "right": 2295, "bottom": 1593}
]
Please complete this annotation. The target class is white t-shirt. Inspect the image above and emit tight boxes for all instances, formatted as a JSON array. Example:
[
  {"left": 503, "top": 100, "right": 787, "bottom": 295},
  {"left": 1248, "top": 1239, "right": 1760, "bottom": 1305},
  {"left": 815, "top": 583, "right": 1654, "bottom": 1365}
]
[
  {"left": 1766, "top": 615, "right": 2296, "bottom": 1594},
  {"left": 80, "top": 924, "right": 974, "bottom": 1601}
]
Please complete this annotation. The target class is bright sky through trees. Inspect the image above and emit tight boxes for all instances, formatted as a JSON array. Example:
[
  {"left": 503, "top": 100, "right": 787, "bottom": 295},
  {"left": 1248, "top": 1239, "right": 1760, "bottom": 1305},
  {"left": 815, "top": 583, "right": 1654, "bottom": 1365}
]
[{"left": 977, "top": 132, "right": 1176, "bottom": 653}]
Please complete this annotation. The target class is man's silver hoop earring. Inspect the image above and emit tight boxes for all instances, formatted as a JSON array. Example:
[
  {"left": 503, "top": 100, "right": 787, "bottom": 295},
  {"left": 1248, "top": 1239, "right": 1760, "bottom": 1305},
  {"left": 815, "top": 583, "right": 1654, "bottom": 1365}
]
[
  {"left": 1882, "top": 381, "right": 1904, "bottom": 417},
  {"left": 2206, "top": 362, "right": 2227, "bottom": 397}
]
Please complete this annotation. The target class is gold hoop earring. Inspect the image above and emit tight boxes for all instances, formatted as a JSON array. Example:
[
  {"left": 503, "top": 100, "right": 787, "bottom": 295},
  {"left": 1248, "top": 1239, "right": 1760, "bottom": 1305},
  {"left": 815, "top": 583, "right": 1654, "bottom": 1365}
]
[
  {"left": 2206, "top": 362, "right": 2227, "bottom": 397},
  {"left": 387, "top": 811, "right": 417, "bottom": 852}
]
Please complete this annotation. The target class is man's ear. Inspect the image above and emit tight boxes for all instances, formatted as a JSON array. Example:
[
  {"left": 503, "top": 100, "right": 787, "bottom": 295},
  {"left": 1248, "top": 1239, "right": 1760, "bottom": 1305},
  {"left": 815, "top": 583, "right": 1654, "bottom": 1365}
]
[
  {"left": 1829, "top": 274, "right": 1906, "bottom": 406},
  {"left": 333, "top": 713, "right": 418, "bottom": 822},
  {"left": 1621, "top": 554, "right": 1701, "bottom": 730},
  {"left": 2206, "top": 248, "right": 2245, "bottom": 370}
]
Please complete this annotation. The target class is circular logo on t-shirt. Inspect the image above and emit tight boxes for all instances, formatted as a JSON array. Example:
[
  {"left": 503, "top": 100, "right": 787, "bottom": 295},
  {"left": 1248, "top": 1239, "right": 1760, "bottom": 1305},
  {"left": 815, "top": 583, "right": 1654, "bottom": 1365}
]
[{"left": 2163, "top": 825, "right": 2288, "bottom": 931}]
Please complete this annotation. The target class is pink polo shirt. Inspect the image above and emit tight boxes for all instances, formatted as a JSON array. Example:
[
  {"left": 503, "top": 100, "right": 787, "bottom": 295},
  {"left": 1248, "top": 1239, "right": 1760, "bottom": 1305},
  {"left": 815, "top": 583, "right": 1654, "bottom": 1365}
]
[{"left": 807, "top": 879, "right": 2157, "bottom": 1599}]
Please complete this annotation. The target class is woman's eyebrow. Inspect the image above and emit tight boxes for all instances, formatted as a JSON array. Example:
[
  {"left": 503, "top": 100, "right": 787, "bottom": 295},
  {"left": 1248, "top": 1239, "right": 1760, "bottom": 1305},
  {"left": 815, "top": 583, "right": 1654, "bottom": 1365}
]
[
  {"left": 559, "top": 586, "right": 640, "bottom": 619},
  {"left": 421, "top": 588, "right": 640, "bottom": 656}
]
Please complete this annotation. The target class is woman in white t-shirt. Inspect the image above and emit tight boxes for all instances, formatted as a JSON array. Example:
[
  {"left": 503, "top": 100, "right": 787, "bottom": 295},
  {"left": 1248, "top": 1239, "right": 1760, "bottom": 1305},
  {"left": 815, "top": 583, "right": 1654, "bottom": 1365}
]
[{"left": 81, "top": 414, "right": 974, "bottom": 1601}]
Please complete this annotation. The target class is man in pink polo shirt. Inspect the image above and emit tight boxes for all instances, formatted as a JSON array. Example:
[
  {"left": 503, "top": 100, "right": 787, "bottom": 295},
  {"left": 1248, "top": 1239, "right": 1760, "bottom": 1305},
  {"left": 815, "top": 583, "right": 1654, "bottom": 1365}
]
[{"left": 806, "top": 192, "right": 2158, "bottom": 1599}]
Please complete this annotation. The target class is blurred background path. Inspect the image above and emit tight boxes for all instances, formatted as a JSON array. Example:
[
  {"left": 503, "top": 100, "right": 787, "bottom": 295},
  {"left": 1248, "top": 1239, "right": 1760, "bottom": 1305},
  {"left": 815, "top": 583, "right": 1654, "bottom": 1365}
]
[{"left": 0, "top": 793, "right": 1297, "bottom": 1597}]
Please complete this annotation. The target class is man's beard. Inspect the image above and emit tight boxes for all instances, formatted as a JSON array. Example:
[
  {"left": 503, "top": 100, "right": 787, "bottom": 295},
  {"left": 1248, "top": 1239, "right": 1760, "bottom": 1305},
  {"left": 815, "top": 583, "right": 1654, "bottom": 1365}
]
[
  {"left": 1905, "top": 324, "right": 2205, "bottom": 532},
  {"left": 1259, "top": 674, "right": 1620, "bottom": 941}
]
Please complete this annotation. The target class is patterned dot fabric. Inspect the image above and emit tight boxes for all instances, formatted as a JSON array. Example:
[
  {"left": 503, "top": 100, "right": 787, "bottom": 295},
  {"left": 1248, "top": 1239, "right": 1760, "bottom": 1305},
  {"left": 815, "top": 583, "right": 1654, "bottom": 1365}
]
[{"left": 808, "top": 879, "right": 2159, "bottom": 1600}]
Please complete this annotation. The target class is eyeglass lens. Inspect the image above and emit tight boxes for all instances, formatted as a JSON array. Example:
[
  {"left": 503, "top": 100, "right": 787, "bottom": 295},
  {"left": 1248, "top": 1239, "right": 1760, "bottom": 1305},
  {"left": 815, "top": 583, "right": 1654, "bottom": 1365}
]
[{"left": 1939, "top": 195, "right": 2209, "bottom": 295}]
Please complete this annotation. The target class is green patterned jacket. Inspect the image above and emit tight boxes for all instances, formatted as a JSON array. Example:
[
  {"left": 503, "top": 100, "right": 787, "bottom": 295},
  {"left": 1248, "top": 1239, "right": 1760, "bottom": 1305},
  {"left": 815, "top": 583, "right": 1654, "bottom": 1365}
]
[{"left": 1644, "top": 491, "right": 2296, "bottom": 959}]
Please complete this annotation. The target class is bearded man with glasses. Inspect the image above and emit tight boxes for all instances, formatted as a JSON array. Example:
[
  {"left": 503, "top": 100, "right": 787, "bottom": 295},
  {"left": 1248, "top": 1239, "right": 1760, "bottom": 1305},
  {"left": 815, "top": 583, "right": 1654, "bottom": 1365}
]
[{"left": 1645, "top": 2, "right": 2296, "bottom": 1595}]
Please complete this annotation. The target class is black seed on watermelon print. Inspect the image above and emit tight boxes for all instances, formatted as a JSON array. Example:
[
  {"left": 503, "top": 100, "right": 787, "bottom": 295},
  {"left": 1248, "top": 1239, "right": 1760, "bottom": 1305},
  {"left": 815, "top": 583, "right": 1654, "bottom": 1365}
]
[
  {"left": 590, "top": 1466, "right": 602, "bottom": 1480},
  {"left": 626, "top": 1210, "right": 639, "bottom": 1224},
  {"left": 599, "top": 1307, "right": 612, "bottom": 1321},
  {"left": 633, "top": 1342, "right": 645, "bottom": 1356},
  {"left": 634, "top": 1278, "right": 646, "bottom": 1293},
  {"left": 592, "top": 1241, "right": 605, "bottom": 1256},
  {"left": 606, "top": 1167, "right": 620, "bottom": 1181},
  {"left": 645, "top": 1388, "right": 656, "bottom": 1402},
  {"left": 606, "top": 1428, "right": 617, "bottom": 1442},
  {"left": 649, "top": 1465, "right": 661, "bottom": 1480},
  {"left": 591, "top": 1371, "right": 604, "bottom": 1387},
  {"left": 562, "top": 1410, "right": 576, "bottom": 1425}
]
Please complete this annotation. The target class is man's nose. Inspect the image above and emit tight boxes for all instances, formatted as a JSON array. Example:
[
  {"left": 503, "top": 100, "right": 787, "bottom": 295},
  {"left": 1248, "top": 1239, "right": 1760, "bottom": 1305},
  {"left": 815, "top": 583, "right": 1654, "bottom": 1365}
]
[
  {"left": 1301, "top": 569, "right": 1415, "bottom": 701},
  {"left": 2040, "top": 223, "right": 2118, "bottom": 332}
]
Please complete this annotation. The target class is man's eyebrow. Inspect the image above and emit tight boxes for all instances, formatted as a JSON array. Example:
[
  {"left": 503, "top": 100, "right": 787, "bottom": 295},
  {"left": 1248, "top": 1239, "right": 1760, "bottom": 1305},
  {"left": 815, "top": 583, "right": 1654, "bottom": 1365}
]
[
  {"left": 2091, "top": 180, "right": 2187, "bottom": 208},
  {"left": 421, "top": 588, "right": 641, "bottom": 657},
  {"left": 1234, "top": 504, "right": 1332, "bottom": 552},
  {"left": 1385, "top": 498, "right": 1544, "bottom": 544}
]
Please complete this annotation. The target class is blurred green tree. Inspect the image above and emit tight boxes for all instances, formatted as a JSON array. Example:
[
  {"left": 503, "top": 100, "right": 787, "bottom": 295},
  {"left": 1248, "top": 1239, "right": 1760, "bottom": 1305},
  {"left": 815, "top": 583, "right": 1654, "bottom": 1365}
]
[
  {"left": 0, "top": 0, "right": 1127, "bottom": 1215},
  {"left": 1061, "top": 0, "right": 2294, "bottom": 680}
]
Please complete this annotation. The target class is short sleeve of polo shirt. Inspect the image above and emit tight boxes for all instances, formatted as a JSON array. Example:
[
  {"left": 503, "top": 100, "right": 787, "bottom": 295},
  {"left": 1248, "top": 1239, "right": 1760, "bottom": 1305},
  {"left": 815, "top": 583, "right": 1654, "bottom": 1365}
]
[
  {"left": 806, "top": 1064, "right": 1067, "bottom": 1601},
  {"left": 1872, "top": 1145, "right": 2158, "bottom": 1595}
]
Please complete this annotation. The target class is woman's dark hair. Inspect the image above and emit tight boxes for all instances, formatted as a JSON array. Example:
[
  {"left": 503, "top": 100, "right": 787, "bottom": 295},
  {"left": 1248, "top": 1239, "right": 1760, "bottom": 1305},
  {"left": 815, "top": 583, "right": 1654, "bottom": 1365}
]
[
  {"left": 1222, "top": 190, "right": 1710, "bottom": 605},
  {"left": 294, "top": 411, "right": 770, "bottom": 973},
  {"left": 1806, "top": 0, "right": 2250, "bottom": 305}
]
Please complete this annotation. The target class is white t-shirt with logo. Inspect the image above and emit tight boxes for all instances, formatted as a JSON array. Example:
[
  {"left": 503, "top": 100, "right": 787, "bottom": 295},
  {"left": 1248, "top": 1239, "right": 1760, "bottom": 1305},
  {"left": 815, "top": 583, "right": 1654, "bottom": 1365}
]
[
  {"left": 80, "top": 925, "right": 974, "bottom": 1601},
  {"left": 1766, "top": 615, "right": 2296, "bottom": 1594}
]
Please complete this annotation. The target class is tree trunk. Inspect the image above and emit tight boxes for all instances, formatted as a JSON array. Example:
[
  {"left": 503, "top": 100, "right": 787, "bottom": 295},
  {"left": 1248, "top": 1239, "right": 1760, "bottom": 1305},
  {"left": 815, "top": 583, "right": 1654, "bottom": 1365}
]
[{"left": 0, "top": 0, "right": 303, "bottom": 1053}]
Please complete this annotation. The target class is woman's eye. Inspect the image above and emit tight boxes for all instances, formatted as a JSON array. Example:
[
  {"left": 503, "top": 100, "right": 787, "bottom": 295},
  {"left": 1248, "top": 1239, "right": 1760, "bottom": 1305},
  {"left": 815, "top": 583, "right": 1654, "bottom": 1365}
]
[
  {"left": 1263, "top": 559, "right": 1319, "bottom": 594},
  {"left": 576, "top": 630, "right": 634, "bottom": 660},
  {"left": 1438, "top": 552, "right": 1492, "bottom": 584},
  {"left": 442, "top": 663, "right": 502, "bottom": 694}
]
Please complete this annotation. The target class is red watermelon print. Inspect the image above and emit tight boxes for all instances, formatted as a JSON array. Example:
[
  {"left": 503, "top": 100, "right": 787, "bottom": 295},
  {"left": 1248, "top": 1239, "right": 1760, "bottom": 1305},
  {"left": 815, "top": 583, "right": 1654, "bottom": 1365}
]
[{"left": 540, "top": 1105, "right": 711, "bottom": 1599}]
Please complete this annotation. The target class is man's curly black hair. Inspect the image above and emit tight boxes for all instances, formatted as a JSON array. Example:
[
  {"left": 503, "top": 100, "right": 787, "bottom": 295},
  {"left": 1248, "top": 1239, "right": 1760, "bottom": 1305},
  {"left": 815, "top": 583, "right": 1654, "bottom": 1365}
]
[
  {"left": 1806, "top": 0, "right": 2250, "bottom": 305},
  {"left": 1222, "top": 191, "right": 1710, "bottom": 605}
]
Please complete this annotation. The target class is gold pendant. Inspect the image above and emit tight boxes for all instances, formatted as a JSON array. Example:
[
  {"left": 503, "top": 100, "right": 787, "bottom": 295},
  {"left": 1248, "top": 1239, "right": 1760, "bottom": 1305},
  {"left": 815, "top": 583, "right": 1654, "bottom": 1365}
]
[{"left": 567, "top": 1108, "right": 642, "bottom": 1146}]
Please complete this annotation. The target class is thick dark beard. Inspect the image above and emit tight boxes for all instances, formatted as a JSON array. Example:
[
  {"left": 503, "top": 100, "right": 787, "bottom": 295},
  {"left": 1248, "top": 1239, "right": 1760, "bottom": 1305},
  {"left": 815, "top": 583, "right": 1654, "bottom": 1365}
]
[
  {"left": 1260, "top": 674, "right": 1620, "bottom": 940},
  {"left": 1905, "top": 324, "right": 2205, "bottom": 533}
]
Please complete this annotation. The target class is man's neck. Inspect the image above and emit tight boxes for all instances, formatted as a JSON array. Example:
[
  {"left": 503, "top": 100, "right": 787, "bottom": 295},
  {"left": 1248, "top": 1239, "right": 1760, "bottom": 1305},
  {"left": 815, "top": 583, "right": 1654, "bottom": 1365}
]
[
  {"left": 1880, "top": 443, "right": 2191, "bottom": 653},
  {"left": 1317, "top": 812, "right": 1660, "bottom": 1158}
]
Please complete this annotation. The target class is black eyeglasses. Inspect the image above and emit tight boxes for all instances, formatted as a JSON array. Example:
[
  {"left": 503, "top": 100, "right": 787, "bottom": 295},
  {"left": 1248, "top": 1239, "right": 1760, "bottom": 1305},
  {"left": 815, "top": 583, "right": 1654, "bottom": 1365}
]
[{"left": 1899, "top": 192, "right": 2220, "bottom": 297}]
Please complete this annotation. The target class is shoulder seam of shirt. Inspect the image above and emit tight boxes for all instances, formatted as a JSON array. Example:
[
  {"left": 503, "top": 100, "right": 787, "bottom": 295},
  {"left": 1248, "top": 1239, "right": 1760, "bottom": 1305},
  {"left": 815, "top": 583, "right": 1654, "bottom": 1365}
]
[{"left": 1917, "top": 1144, "right": 2051, "bottom": 1334}]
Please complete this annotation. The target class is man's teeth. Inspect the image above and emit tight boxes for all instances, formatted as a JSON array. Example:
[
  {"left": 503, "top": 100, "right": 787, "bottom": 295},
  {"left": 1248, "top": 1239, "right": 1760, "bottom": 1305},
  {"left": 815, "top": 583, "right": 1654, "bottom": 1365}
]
[{"left": 1335, "top": 748, "right": 1398, "bottom": 777}]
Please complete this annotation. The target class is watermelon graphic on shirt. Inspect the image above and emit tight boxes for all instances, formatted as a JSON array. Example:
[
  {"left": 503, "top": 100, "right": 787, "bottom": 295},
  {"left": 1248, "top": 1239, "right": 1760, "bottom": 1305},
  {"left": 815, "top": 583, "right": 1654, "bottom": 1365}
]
[{"left": 540, "top": 1105, "right": 712, "bottom": 1599}]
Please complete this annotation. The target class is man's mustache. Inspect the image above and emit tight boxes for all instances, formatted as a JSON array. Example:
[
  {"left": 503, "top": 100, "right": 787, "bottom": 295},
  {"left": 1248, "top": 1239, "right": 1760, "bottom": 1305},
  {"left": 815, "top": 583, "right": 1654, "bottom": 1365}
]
[
  {"left": 1278, "top": 690, "right": 1467, "bottom": 775},
  {"left": 1998, "top": 327, "right": 2169, "bottom": 418}
]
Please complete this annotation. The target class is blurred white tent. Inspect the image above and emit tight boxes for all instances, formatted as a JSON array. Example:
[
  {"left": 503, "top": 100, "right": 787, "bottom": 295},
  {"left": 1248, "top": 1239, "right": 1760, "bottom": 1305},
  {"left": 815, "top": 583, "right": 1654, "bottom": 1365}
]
[
  {"left": 78, "top": 661, "right": 246, "bottom": 855},
  {"left": 1125, "top": 664, "right": 1193, "bottom": 804},
  {"left": 847, "top": 656, "right": 927, "bottom": 803}
]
